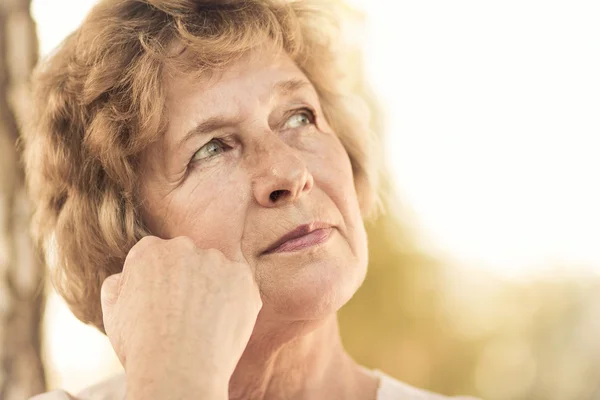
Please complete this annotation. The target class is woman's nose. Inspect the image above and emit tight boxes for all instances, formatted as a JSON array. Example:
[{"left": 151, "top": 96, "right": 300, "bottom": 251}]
[{"left": 250, "top": 139, "right": 314, "bottom": 208}]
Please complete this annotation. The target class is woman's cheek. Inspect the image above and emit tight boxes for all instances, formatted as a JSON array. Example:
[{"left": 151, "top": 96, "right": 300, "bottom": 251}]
[
  {"left": 309, "top": 133, "right": 354, "bottom": 181},
  {"left": 167, "top": 166, "right": 250, "bottom": 251}
]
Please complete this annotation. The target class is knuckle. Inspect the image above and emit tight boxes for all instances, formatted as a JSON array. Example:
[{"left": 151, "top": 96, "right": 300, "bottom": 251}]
[
  {"left": 135, "top": 235, "right": 161, "bottom": 252},
  {"left": 172, "top": 236, "right": 196, "bottom": 250},
  {"left": 125, "top": 235, "right": 161, "bottom": 265},
  {"left": 124, "top": 246, "right": 141, "bottom": 264},
  {"left": 200, "top": 247, "right": 226, "bottom": 262}
]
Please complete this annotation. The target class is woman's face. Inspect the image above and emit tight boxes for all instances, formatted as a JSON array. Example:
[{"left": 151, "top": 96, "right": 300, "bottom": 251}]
[{"left": 140, "top": 48, "right": 368, "bottom": 321}]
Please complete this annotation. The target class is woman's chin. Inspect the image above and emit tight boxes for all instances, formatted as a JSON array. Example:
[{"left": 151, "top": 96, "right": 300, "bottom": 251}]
[{"left": 264, "top": 263, "right": 367, "bottom": 321}]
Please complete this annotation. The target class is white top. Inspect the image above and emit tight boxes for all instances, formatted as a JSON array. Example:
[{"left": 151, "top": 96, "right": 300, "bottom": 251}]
[
  {"left": 31, "top": 370, "right": 478, "bottom": 400},
  {"left": 374, "top": 370, "right": 477, "bottom": 399}
]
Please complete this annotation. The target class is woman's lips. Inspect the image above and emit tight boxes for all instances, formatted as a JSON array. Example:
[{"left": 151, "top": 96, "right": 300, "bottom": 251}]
[{"left": 266, "top": 227, "right": 333, "bottom": 254}]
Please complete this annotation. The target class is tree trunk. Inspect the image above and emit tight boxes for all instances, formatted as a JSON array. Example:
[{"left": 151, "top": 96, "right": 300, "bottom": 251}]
[{"left": 0, "top": 0, "right": 46, "bottom": 398}]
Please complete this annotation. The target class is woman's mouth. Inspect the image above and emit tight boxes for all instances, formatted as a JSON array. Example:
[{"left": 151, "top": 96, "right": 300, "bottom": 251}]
[{"left": 263, "top": 223, "right": 334, "bottom": 254}]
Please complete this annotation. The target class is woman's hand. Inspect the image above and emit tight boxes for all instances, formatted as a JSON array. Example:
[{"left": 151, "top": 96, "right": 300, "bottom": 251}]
[{"left": 100, "top": 236, "right": 262, "bottom": 400}]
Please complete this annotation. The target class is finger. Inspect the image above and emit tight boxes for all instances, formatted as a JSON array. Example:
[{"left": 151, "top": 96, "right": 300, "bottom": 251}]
[{"left": 100, "top": 273, "right": 122, "bottom": 314}]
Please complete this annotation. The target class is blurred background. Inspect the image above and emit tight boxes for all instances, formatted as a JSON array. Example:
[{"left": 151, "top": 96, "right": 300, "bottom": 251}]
[{"left": 1, "top": 0, "right": 599, "bottom": 399}]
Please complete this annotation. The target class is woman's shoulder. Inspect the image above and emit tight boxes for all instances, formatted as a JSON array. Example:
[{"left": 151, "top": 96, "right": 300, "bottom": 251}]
[
  {"left": 375, "top": 370, "right": 480, "bottom": 400},
  {"left": 29, "top": 374, "right": 126, "bottom": 400}
]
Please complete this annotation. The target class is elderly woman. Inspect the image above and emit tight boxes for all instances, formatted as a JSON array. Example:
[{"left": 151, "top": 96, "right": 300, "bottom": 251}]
[{"left": 25, "top": 1, "right": 476, "bottom": 399}]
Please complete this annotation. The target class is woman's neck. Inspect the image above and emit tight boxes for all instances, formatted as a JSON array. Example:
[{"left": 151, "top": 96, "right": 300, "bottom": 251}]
[{"left": 228, "top": 313, "right": 379, "bottom": 400}]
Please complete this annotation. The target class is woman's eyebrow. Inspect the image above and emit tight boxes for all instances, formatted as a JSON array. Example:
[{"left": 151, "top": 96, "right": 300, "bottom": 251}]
[
  {"left": 272, "top": 78, "right": 312, "bottom": 98},
  {"left": 181, "top": 116, "right": 231, "bottom": 144}
]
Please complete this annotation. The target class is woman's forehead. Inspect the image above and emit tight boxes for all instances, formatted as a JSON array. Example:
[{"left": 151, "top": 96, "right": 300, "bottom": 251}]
[
  {"left": 164, "top": 50, "right": 312, "bottom": 113},
  {"left": 163, "top": 48, "right": 307, "bottom": 101}
]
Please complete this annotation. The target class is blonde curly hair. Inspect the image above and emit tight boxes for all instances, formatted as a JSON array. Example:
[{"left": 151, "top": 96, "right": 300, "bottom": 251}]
[{"left": 22, "top": 0, "right": 380, "bottom": 332}]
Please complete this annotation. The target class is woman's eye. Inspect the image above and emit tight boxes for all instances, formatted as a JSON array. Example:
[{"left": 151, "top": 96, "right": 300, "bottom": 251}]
[
  {"left": 191, "top": 140, "right": 225, "bottom": 162},
  {"left": 283, "top": 110, "right": 314, "bottom": 129}
]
